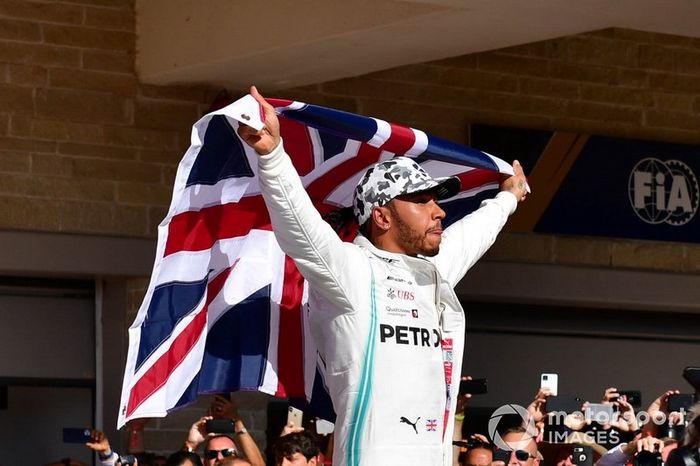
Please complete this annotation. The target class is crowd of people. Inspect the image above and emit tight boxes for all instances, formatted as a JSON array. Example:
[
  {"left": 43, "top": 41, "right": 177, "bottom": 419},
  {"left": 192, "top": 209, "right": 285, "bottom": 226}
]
[
  {"left": 47, "top": 394, "right": 327, "bottom": 466},
  {"left": 452, "top": 383, "right": 699, "bottom": 466},
  {"left": 47, "top": 381, "right": 699, "bottom": 466}
]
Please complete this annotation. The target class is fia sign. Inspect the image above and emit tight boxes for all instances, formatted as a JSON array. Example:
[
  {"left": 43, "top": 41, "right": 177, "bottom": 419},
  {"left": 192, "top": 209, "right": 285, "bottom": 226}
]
[{"left": 628, "top": 158, "right": 699, "bottom": 226}]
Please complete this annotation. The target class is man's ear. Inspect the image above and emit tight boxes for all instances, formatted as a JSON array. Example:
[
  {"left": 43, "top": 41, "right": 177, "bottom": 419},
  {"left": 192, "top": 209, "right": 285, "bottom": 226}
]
[{"left": 371, "top": 206, "right": 392, "bottom": 231}]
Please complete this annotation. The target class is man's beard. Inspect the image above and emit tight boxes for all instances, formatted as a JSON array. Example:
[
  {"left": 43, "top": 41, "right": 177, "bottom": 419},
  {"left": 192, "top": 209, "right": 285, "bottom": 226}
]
[{"left": 392, "top": 212, "right": 440, "bottom": 257}]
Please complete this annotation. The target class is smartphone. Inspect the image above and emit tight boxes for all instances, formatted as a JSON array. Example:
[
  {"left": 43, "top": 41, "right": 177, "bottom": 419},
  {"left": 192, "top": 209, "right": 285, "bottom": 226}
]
[
  {"left": 585, "top": 403, "right": 615, "bottom": 424},
  {"left": 315, "top": 418, "right": 335, "bottom": 435},
  {"left": 460, "top": 378, "right": 488, "bottom": 395},
  {"left": 62, "top": 427, "right": 92, "bottom": 443},
  {"left": 667, "top": 393, "right": 695, "bottom": 412},
  {"left": 572, "top": 446, "right": 593, "bottom": 466},
  {"left": 617, "top": 390, "right": 642, "bottom": 408},
  {"left": 545, "top": 395, "right": 583, "bottom": 414},
  {"left": 288, "top": 406, "right": 303, "bottom": 427},
  {"left": 206, "top": 419, "right": 235, "bottom": 433},
  {"left": 541, "top": 373, "right": 558, "bottom": 396}
]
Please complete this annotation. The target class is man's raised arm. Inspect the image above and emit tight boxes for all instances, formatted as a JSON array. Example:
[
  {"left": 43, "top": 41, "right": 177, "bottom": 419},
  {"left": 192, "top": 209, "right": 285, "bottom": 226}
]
[
  {"left": 432, "top": 160, "right": 528, "bottom": 287},
  {"left": 237, "top": 86, "right": 357, "bottom": 307}
]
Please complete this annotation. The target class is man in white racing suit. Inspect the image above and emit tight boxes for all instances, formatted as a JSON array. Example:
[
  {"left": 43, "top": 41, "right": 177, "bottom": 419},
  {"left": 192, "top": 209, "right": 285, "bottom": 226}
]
[{"left": 238, "top": 87, "right": 528, "bottom": 466}]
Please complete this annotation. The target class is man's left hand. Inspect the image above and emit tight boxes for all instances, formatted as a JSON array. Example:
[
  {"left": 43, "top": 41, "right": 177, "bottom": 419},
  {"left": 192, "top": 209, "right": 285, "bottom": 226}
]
[{"left": 500, "top": 160, "right": 529, "bottom": 202}]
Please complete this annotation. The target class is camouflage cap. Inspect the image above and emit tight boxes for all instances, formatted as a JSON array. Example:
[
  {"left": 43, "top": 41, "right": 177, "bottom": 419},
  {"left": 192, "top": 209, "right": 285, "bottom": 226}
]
[{"left": 353, "top": 156, "right": 461, "bottom": 225}]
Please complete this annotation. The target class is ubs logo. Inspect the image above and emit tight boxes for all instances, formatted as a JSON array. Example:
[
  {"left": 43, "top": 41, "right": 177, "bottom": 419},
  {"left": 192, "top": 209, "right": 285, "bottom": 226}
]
[
  {"left": 628, "top": 158, "right": 699, "bottom": 226},
  {"left": 387, "top": 287, "right": 415, "bottom": 301}
]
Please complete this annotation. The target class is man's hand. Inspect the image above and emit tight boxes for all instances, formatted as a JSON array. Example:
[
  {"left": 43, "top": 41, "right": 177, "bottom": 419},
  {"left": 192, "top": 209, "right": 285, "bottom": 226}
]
[
  {"left": 86, "top": 430, "right": 111, "bottom": 454},
  {"left": 610, "top": 395, "right": 639, "bottom": 432},
  {"left": 602, "top": 387, "right": 619, "bottom": 404},
  {"left": 647, "top": 389, "right": 679, "bottom": 424},
  {"left": 526, "top": 387, "right": 552, "bottom": 423},
  {"left": 185, "top": 415, "right": 212, "bottom": 450},
  {"left": 500, "top": 160, "right": 528, "bottom": 202},
  {"left": 455, "top": 376, "right": 473, "bottom": 418},
  {"left": 210, "top": 395, "right": 239, "bottom": 421},
  {"left": 622, "top": 434, "right": 663, "bottom": 456},
  {"left": 280, "top": 422, "right": 304, "bottom": 437},
  {"left": 642, "top": 389, "right": 679, "bottom": 436},
  {"left": 237, "top": 86, "right": 281, "bottom": 155}
]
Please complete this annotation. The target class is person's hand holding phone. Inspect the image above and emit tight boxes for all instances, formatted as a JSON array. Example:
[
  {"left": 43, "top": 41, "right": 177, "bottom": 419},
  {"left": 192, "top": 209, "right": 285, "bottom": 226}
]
[
  {"left": 610, "top": 395, "right": 639, "bottom": 432},
  {"left": 210, "top": 394, "right": 239, "bottom": 420},
  {"left": 185, "top": 415, "right": 212, "bottom": 451},
  {"left": 456, "top": 376, "right": 473, "bottom": 417},
  {"left": 602, "top": 387, "right": 619, "bottom": 404},
  {"left": 527, "top": 387, "right": 553, "bottom": 423}
]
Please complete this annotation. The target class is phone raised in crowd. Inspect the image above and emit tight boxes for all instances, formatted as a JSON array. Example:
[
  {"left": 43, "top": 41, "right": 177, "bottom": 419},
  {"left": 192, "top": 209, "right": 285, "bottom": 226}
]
[
  {"left": 573, "top": 446, "right": 593, "bottom": 466},
  {"left": 288, "top": 406, "right": 303, "bottom": 427},
  {"left": 315, "top": 419, "right": 335, "bottom": 435},
  {"left": 545, "top": 395, "right": 583, "bottom": 414},
  {"left": 616, "top": 390, "right": 642, "bottom": 408},
  {"left": 540, "top": 373, "right": 558, "bottom": 396},
  {"left": 459, "top": 378, "right": 488, "bottom": 395},
  {"left": 667, "top": 393, "right": 695, "bottom": 412},
  {"left": 206, "top": 419, "right": 235, "bottom": 434},
  {"left": 62, "top": 427, "right": 91, "bottom": 443},
  {"left": 585, "top": 403, "right": 615, "bottom": 424}
]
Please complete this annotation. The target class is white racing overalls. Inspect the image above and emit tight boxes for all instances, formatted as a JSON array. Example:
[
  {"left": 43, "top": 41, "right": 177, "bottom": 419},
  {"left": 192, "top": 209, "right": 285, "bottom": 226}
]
[{"left": 258, "top": 141, "right": 517, "bottom": 466}]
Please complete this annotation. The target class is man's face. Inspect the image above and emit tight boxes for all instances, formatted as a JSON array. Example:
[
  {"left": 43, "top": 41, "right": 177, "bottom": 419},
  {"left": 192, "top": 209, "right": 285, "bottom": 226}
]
[
  {"left": 278, "top": 452, "right": 316, "bottom": 466},
  {"left": 463, "top": 447, "right": 493, "bottom": 466},
  {"left": 384, "top": 191, "right": 446, "bottom": 257},
  {"left": 204, "top": 436, "right": 237, "bottom": 466},
  {"left": 502, "top": 432, "right": 540, "bottom": 466}
]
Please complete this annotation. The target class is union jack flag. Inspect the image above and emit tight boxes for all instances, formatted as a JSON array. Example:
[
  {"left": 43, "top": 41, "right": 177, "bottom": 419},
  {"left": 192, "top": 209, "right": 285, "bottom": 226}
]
[
  {"left": 118, "top": 94, "right": 514, "bottom": 427},
  {"left": 426, "top": 419, "right": 438, "bottom": 432}
]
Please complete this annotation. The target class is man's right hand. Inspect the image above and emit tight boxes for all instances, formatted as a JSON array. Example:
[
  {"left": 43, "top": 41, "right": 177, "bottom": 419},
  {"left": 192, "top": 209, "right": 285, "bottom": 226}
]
[
  {"left": 527, "top": 387, "right": 552, "bottom": 423},
  {"left": 237, "top": 86, "right": 281, "bottom": 155},
  {"left": 185, "top": 415, "right": 212, "bottom": 451},
  {"left": 622, "top": 434, "right": 663, "bottom": 456},
  {"left": 86, "top": 430, "right": 111, "bottom": 454},
  {"left": 280, "top": 422, "right": 304, "bottom": 437}
]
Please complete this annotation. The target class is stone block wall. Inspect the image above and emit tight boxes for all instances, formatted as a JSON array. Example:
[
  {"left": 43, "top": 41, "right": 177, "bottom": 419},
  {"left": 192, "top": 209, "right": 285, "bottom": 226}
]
[{"left": 0, "top": 0, "right": 214, "bottom": 237}]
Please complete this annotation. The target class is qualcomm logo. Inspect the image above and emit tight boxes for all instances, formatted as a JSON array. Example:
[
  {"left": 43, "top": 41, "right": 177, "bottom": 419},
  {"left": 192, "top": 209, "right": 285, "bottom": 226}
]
[
  {"left": 487, "top": 404, "right": 537, "bottom": 451},
  {"left": 628, "top": 158, "right": 699, "bottom": 226}
]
